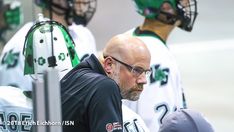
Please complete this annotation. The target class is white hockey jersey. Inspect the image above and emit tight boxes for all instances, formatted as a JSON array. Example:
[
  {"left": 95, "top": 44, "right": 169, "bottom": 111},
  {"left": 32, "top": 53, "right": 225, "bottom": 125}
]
[
  {"left": 0, "top": 22, "right": 97, "bottom": 91},
  {"left": 0, "top": 86, "right": 33, "bottom": 131},
  {"left": 68, "top": 23, "right": 97, "bottom": 61},
  {"left": 122, "top": 104, "right": 149, "bottom": 132},
  {"left": 0, "top": 22, "right": 33, "bottom": 91},
  {"left": 123, "top": 27, "right": 186, "bottom": 131}
]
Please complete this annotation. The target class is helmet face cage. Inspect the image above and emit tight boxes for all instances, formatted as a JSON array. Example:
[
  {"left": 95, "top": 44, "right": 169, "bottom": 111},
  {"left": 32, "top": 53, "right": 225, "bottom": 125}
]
[
  {"left": 34, "top": 0, "right": 96, "bottom": 26},
  {"left": 133, "top": 0, "right": 198, "bottom": 32},
  {"left": 73, "top": 0, "right": 97, "bottom": 26},
  {"left": 176, "top": 0, "right": 198, "bottom": 31}
]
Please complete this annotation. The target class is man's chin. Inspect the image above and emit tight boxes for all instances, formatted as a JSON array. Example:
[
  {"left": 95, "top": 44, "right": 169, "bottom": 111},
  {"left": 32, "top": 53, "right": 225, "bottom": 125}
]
[
  {"left": 128, "top": 93, "right": 141, "bottom": 101},
  {"left": 121, "top": 90, "right": 142, "bottom": 101}
]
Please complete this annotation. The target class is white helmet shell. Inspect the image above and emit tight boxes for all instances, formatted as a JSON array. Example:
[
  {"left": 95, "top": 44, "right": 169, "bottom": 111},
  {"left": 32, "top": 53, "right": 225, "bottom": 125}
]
[{"left": 23, "top": 17, "right": 80, "bottom": 78}]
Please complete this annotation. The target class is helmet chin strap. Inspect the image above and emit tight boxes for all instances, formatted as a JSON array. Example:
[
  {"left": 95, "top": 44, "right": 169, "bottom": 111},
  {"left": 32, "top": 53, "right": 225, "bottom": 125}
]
[
  {"left": 147, "top": 7, "right": 178, "bottom": 25},
  {"left": 157, "top": 10, "right": 178, "bottom": 25},
  {"left": 150, "top": 7, "right": 193, "bottom": 31}
]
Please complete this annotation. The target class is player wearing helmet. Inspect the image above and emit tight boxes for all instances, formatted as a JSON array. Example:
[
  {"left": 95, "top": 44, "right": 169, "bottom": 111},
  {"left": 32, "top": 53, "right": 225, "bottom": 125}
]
[
  {"left": 123, "top": 0, "right": 198, "bottom": 131},
  {"left": 0, "top": 0, "right": 97, "bottom": 91},
  {"left": 35, "top": 0, "right": 97, "bottom": 61},
  {"left": 35, "top": 0, "right": 96, "bottom": 26}
]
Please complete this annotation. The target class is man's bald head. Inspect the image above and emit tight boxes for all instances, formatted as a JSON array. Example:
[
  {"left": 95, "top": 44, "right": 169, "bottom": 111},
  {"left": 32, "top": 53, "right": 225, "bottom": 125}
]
[{"left": 103, "top": 33, "right": 150, "bottom": 62}]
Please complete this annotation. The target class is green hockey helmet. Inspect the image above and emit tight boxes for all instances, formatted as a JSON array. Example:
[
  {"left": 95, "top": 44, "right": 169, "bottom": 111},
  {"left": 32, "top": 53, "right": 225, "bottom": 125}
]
[{"left": 133, "top": 0, "right": 198, "bottom": 31}]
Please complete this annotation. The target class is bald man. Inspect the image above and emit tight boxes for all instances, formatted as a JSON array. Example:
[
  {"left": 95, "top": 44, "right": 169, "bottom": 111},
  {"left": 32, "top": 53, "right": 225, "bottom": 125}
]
[{"left": 61, "top": 33, "right": 151, "bottom": 132}]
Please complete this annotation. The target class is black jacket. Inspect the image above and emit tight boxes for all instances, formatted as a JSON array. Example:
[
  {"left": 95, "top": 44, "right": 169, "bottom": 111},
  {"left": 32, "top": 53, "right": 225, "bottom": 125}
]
[{"left": 61, "top": 54, "right": 123, "bottom": 132}]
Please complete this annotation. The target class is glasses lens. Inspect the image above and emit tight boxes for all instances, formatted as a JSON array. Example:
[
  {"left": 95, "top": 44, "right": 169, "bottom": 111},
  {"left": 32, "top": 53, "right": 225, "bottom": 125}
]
[
  {"left": 132, "top": 67, "right": 144, "bottom": 76},
  {"left": 132, "top": 67, "right": 152, "bottom": 77}
]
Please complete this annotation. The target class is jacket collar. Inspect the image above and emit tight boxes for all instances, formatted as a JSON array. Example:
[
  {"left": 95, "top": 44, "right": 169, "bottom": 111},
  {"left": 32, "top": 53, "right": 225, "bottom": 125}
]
[{"left": 86, "top": 54, "right": 107, "bottom": 76}]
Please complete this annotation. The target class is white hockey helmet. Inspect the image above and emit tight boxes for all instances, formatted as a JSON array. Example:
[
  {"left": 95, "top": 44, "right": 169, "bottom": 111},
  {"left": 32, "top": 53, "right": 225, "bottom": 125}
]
[{"left": 23, "top": 14, "right": 80, "bottom": 78}]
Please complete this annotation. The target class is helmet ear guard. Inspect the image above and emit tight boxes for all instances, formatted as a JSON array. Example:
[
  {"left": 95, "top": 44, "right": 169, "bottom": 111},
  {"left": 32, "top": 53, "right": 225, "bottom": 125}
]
[
  {"left": 133, "top": 0, "right": 198, "bottom": 32},
  {"left": 23, "top": 14, "right": 80, "bottom": 76}
]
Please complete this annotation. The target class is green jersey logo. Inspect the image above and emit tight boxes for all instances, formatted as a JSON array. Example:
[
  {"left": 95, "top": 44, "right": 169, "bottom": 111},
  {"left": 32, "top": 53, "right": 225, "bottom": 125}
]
[
  {"left": 1, "top": 49, "right": 20, "bottom": 69},
  {"left": 150, "top": 64, "right": 169, "bottom": 86}
]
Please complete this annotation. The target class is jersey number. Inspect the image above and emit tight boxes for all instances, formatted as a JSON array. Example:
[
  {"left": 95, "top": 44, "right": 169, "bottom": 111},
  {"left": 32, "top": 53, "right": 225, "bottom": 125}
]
[
  {"left": 0, "top": 112, "right": 32, "bottom": 131},
  {"left": 155, "top": 103, "right": 177, "bottom": 124},
  {"left": 124, "top": 119, "right": 144, "bottom": 132}
]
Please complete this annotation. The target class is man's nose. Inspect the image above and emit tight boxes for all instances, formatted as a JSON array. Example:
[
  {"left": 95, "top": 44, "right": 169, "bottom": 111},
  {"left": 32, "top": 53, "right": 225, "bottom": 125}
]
[{"left": 136, "top": 72, "right": 147, "bottom": 84}]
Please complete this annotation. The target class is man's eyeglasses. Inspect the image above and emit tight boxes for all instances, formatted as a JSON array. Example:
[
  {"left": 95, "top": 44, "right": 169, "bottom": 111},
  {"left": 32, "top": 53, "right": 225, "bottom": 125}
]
[{"left": 104, "top": 56, "right": 151, "bottom": 77}]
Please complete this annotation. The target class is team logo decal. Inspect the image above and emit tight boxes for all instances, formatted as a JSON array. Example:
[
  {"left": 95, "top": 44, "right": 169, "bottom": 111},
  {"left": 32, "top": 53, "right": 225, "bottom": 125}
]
[
  {"left": 106, "top": 123, "right": 113, "bottom": 132},
  {"left": 150, "top": 64, "right": 170, "bottom": 86},
  {"left": 1, "top": 49, "right": 20, "bottom": 69},
  {"left": 106, "top": 122, "right": 122, "bottom": 132}
]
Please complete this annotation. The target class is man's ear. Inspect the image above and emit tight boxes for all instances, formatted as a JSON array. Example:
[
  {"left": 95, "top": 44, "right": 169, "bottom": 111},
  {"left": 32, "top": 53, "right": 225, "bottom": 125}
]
[{"left": 103, "top": 57, "right": 113, "bottom": 74}]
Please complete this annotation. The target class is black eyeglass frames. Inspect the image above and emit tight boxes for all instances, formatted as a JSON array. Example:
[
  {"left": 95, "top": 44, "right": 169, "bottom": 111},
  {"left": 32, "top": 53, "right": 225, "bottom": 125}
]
[{"left": 105, "top": 56, "right": 151, "bottom": 77}]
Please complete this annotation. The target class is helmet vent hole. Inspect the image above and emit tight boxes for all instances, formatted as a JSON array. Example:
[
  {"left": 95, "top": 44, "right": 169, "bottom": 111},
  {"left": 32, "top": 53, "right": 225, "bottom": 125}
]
[{"left": 39, "top": 39, "right": 44, "bottom": 43}]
